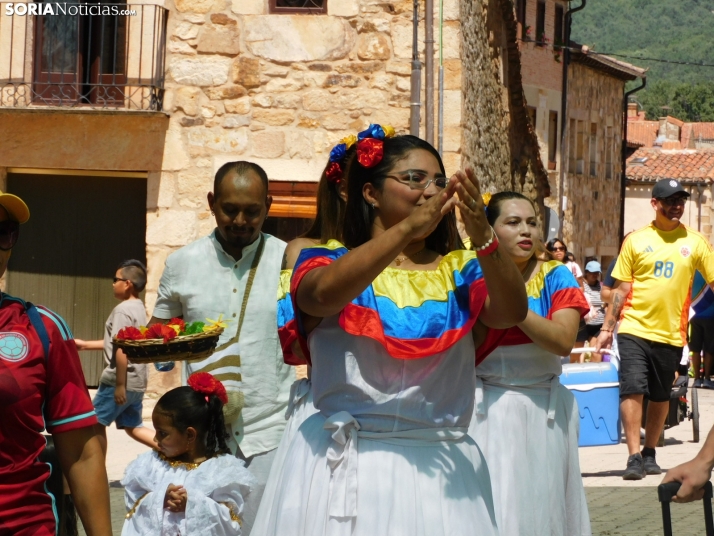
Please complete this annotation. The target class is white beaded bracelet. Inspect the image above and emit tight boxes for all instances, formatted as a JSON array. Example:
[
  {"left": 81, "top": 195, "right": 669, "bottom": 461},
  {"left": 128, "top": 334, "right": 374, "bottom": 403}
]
[{"left": 474, "top": 226, "right": 496, "bottom": 251}]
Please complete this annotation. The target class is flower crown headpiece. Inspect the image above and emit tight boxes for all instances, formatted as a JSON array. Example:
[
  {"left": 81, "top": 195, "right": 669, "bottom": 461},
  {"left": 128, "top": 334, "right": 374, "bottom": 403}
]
[
  {"left": 187, "top": 372, "right": 228, "bottom": 405},
  {"left": 325, "top": 123, "right": 396, "bottom": 184}
]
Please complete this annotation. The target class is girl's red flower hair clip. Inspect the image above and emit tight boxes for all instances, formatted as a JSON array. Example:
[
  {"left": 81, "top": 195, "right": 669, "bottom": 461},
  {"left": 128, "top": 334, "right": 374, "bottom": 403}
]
[{"left": 187, "top": 372, "right": 229, "bottom": 405}]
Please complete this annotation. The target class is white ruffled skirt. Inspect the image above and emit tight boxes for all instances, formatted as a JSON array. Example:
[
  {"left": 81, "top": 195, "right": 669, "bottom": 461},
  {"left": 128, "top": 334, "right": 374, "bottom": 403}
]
[
  {"left": 252, "top": 411, "right": 499, "bottom": 536},
  {"left": 253, "top": 379, "right": 318, "bottom": 530},
  {"left": 468, "top": 378, "right": 591, "bottom": 536}
]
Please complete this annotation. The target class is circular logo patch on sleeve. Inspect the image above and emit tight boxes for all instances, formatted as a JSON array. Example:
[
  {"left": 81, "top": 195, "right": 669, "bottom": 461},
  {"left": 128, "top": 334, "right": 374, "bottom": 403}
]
[{"left": 0, "top": 332, "right": 29, "bottom": 362}]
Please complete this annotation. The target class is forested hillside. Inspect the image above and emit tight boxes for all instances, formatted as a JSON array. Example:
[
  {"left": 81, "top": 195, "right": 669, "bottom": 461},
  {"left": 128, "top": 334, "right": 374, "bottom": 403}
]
[{"left": 571, "top": 0, "right": 714, "bottom": 121}]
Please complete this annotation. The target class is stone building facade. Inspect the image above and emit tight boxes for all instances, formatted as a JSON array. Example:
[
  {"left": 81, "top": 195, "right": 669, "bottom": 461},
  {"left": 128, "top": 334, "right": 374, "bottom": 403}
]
[
  {"left": 0, "top": 0, "right": 642, "bottom": 389},
  {"left": 153, "top": 0, "right": 465, "bottom": 314},
  {"left": 556, "top": 52, "right": 646, "bottom": 266}
]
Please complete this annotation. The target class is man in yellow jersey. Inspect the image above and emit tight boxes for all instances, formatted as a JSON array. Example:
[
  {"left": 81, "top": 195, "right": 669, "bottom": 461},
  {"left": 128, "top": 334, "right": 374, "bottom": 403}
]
[{"left": 596, "top": 178, "right": 714, "bottom": 480}]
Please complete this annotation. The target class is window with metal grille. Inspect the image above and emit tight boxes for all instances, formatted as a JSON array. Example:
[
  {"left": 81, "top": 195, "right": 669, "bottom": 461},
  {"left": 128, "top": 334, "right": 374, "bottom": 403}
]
[
  {"left": 589, "top": 122, "right": 598, "bottom": 177},
  {"left": 548, "top": 111, "right": 558, "bottom": 167},
  {"left": 576, "top": 120, "right": 585, "bottom": 175},
  {"left": 605, "top": 126, "right": 613, "bottom": 179},
  {"left": 535, "top": 1, "right": 546, "bottom": 46},
  {"left": 554, "top": 5, "right": 564, "bottom": 47},
  {"left": 568, "top": 118, "right": 577, "bottom": 173},
  {"left": 269, "top": 0, "right": 327, "bottom": 14},
  {"left": 516, "top": 0, "right": 527, "bottom": 40}
]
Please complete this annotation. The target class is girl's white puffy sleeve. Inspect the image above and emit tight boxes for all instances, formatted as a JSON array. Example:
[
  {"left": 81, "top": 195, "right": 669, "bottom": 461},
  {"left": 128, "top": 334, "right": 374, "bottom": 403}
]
[
  {"left": 183, "top": 455, "right": 257, "bottom": 536},
  {"left": 121, "top": 451, "right": 166, "bottom": 536}
]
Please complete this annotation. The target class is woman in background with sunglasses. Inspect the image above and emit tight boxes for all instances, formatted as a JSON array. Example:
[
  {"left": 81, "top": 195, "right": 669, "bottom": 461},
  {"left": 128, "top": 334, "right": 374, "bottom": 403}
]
[
  {"left": 546, "top": 238, "right": 588, "bottom": 361},
  {"left": 0, "top": 192, "right": 112, "bottom": 536}
]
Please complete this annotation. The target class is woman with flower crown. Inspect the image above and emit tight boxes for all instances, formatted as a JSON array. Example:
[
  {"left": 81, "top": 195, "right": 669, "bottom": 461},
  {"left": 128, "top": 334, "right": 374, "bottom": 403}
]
[{"left": 252, "top": 127, "right": 528, "bottom": 536}]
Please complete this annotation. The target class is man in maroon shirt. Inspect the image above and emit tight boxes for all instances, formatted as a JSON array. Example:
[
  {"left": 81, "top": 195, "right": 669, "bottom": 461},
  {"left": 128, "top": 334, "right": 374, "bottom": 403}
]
[{"left": 0, "top": 191, "right": 111, "bottom": 535}]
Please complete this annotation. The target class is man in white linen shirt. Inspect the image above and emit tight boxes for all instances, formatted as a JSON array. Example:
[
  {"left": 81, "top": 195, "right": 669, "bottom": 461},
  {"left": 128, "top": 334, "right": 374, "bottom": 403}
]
[{"left": 149, "top": 161, "right": 290, "bottom": 534}]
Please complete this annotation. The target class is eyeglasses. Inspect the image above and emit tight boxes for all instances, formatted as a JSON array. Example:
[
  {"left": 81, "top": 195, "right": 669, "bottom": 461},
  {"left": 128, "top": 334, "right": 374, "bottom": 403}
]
[
  {"left": 0, "top": 220, "right": 19, "bottom": 251},
  {"left": 657, "top": 196, "right": 687, "bottom": 207},
  {"left": 113, "top": 277, "right": 129, "bottom": 283},
  {"left": 385, "top": 170, "right": 448, "bottom": 191},
  {"left": 550, "top": 246, "right": 566, "bottom": 252}
]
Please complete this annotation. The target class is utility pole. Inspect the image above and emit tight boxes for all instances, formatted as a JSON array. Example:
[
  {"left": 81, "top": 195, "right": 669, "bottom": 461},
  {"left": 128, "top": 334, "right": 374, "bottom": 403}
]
[{"left": 409, "top": 0, "right": 422, "bottom": 136}]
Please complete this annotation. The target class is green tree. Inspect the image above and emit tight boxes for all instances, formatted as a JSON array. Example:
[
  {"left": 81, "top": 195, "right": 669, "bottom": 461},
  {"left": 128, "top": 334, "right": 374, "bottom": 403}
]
[
  {"left": 635, "top": 82, "right": 714, "bottom": 122},
  {"left": 572, "top": 0, "right": 714, "bottom": 85}
]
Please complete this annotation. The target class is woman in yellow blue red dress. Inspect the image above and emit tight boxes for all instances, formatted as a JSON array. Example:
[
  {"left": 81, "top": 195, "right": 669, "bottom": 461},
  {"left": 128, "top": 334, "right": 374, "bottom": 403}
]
[
  {"left": 259, "top": 139, "right": 349, "bottom": 527},
  {"left": 252, "top": 126, "right": 528, "bottom": 536},
  {"left": 469, "top": 191, "right": 592, "bottom": 536}
]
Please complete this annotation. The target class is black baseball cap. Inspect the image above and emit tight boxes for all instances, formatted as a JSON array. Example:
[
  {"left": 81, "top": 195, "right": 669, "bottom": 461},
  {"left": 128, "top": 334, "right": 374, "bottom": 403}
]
[{"left": 651, "top": 179, "right": 690, "bottom": 199}]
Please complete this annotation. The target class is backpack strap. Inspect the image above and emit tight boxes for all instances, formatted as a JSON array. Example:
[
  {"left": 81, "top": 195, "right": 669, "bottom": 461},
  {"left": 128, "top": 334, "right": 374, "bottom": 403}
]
[{"left": 25, "top": 302, "right": 51, "bottom": 362}]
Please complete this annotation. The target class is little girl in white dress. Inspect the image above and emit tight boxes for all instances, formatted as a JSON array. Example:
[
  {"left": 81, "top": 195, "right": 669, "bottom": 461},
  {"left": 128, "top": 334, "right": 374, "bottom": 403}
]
[{"left": 122, "top": 372, "right": 256, "bottom": 535}]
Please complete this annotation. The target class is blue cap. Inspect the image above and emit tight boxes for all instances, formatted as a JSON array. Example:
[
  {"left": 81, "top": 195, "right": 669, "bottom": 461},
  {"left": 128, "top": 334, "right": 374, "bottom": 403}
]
[{"left": 585, "top": 261, "right": 601, "bottom": 273}]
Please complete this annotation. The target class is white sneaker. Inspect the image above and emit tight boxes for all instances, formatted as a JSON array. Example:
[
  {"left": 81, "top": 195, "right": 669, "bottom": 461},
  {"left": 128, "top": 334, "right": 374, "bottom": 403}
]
[
  {"left": 703, "top": 378, "right": 714, "bottom": 389},
  {"left": 693, "top": 378, "right": 703, "bottom": 388}
]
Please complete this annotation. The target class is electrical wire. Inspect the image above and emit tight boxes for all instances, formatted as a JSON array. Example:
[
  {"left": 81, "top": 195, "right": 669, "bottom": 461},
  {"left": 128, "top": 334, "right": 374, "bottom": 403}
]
[{"left": 516, "top": 37, "right": 714, "bottom": 68}]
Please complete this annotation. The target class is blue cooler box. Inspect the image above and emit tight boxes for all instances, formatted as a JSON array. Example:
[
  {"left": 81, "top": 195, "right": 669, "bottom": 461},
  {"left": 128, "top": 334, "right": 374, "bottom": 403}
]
[{"left": 560, "top": 362, "right": 620, "bottom": 447}]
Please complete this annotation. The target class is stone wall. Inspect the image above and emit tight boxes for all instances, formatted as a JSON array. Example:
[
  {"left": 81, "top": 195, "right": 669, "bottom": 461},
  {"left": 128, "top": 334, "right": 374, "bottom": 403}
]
[
  {"left": 561, "top": 62, "right": 624, "bottom": 262},
  {"left": 460, "top": 0, "right": 548, "bottom": 212},
  {"left": 148, "top": 0, "right": 464, "bottom": 311}
]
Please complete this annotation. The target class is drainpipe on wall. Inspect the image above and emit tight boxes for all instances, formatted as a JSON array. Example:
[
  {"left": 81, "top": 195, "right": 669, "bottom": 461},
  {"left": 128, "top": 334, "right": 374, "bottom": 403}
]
[
  {"left": 619, "top": 77, "right": 646, "bottom": 243},
  {"left": 409, "top": 0, "right": 422, "bottom": 136},
  {"left": 437, "top": 0, "right": 444, "bottom": 154},
  {"left": 425, "top": 0, "right": 435, "bottom": 144},
  {"left": 696, "top": 182, "right": 704, "bottom": 232},
  {"left": 557, "top": 0, "right": 586, "bottom": 238}
]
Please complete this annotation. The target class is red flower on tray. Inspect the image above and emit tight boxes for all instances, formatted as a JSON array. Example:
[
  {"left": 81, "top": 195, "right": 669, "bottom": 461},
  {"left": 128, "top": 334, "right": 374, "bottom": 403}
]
[
  {"left": 168, "top": 317, "right": 186, "bottom": 333},
  {"left": 145, "top": 323, "right": 178, "bottom": 344},
  {"left": 116, "top": 326, "right": 145, "bottom": 341}
]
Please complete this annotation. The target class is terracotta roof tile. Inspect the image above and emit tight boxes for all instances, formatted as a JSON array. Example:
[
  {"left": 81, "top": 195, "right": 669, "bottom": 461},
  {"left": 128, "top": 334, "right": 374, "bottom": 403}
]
[
  {"left": 691, "top": 123, "right": 714, "bottom": 141},
  {"left": 627, "top": 121, "right": 659, "bottom": 148},
  {"left": 626, "top": 148, "right": 714, "bottom": 183}
]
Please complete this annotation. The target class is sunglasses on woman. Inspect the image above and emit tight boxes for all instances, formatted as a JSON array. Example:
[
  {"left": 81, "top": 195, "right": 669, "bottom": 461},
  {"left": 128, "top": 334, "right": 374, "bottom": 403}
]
[
  {"left": 0, "top": 220, "right": 19, "bottom": 251},
  {"left": 550, "top": 246, "right": 566, "bottom": 252}
]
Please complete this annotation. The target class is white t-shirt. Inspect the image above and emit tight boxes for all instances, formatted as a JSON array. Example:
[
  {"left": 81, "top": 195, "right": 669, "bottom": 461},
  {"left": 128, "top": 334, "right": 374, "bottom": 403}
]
[{"left": 565, "top": 261, "right": 583, "bottom": 279}]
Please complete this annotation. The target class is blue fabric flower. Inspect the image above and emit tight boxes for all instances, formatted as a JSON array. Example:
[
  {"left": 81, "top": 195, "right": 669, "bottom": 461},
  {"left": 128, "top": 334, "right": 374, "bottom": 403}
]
[
  {"left": 329, "top": 143, "right": 347, "bottom": 162},
  {"left": 357, "top": 124, "right": 385, "bottom": 141}
]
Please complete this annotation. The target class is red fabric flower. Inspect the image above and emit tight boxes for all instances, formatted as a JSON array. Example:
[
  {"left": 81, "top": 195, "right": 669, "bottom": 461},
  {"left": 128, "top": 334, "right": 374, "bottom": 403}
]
[
  {"left": 116, "top": 326, "right": 145, "bottom": 341},
  {"left": 187, "top": 372, "right": 228, "bottom": 405},
  {"left": 169, "top": 317, "right": 186, "bottom": 332},
  {"left": 356, "top": 138, "right": 384, "bottom": 168},
  {"left": 325, "top": 162, "right": 342, "bottom": 184},
  {"left": 145, "top": 323, "right": 178, "bottom": 344}
]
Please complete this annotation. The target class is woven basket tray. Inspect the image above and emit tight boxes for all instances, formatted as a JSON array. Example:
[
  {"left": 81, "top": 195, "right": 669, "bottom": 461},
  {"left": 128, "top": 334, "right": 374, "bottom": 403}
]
[{"left": 113, "top": 328, "right": 224, "bottom": 363}]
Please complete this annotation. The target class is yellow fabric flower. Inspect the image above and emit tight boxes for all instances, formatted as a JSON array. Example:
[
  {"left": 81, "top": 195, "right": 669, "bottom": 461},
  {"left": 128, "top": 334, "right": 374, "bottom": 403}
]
[
  {"left": 382, "top": 125, "right": 396, "bottom": 138},
  {"left": 340, "top": 134, "right": 357, "bottom": 148},
  {"left": 482, "top": 192, "right": 492, "bottom": 207},
  {"left": 204, "top": 314, "right": 230, "bottom": 332},
  {"left": 167, "top": 324, "right": 182, "bottom": 335},
  {"left": 139, "top": 326, "right": 148, "bottom": 335}
]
